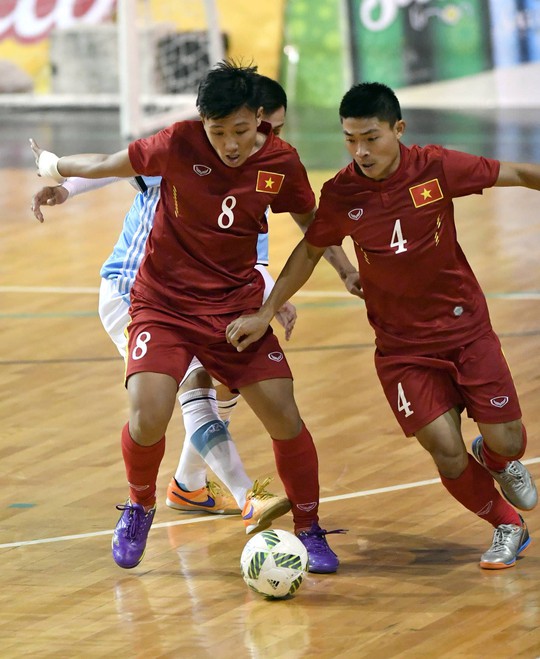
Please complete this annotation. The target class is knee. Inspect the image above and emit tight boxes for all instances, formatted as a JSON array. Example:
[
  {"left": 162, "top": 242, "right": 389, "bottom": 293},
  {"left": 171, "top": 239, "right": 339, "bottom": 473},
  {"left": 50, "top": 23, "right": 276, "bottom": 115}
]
[
  {"left": 482, "top": 419, "right": 524, "bottom": 457},
  {"left": 179, "top": 367, "right": 213, "bottom": 393},
  {"left": 427, "top": 443, "right": 468, "bottom": 479},
  {"left": 266, "top": 407, "right": 302, "bottom": 440},
  {"left": 502, "top": 420, "right": 524, "bottom": 456},
  {"left": 129, "top": 407, "right": 169, "bottom": 445}
]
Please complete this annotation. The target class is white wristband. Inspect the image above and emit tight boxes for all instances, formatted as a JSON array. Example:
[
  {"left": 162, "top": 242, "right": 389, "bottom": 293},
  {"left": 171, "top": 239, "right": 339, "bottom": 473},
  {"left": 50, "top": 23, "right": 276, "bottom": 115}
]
[{"left": 38, "top": 150, "right": 66, "bottom": 183}]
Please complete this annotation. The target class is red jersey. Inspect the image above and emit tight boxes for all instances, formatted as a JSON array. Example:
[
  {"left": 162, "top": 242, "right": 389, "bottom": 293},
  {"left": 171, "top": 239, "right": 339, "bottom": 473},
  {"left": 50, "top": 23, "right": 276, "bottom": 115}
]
[
  {"left": 306, "top": 143, "right": 500, "bottom": 354},
  {"left": 128, "top": 120, "right": 315, "bottom": 315}
]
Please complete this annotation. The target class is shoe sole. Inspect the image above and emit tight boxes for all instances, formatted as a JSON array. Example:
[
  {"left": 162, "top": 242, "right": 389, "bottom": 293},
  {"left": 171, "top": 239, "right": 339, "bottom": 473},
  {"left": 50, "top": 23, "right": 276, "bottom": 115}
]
[
  {"left": 244, "top": 499, "right": 292, "bottom": 535},
  {"left": 472, "top": 438, "right": 538, "bottom": 511},
  {"left": 165, "top": 497, "right": 240, "bottom": 515},
  {"left": 307, "top": 563, "right": 339, "bottom": 574},
  {"left": 479, "top": 536, "right": 532, "bottom": 570}
]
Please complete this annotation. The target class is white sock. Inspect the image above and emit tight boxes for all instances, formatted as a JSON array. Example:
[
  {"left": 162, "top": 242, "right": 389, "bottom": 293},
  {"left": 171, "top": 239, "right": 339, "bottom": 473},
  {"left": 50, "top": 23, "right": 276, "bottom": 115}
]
[
  {"left": 217, "top": 394, "right": 240, "bottom": 425},
  {"left": 175, "top": 388, "right": 252, "bottom": 506},
  {"left": 174, "top": 388, "right": 217, "bottom": 491},
  {"left": 191, "top": 420, "right": 252, "bottom": 508}
]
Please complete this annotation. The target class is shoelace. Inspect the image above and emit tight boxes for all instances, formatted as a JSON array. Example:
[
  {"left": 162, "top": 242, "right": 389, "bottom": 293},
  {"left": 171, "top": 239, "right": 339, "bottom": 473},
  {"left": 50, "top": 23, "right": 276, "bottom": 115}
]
[
  {"left": 116, "top": 503, "right": 144, "bottom": 540},
  {"left": 248, "top": 477, "right": 275, "bottom": 500},
  {"left": 501, "top": 462, "right": 525, "bottom": 483},
  {"left": 489, "top": 524, "right": 520, "bottom": 554},
  {"left": 206, "top": 480, "right": 225, "bottom": 498},
  {"left": 300, "top": 527, "right": 347, "bottom": 550}
]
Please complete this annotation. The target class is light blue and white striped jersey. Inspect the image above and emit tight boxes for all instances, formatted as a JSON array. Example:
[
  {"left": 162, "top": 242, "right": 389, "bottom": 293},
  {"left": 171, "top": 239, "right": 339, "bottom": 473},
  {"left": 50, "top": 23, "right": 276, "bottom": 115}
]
[{"left": 100, "top": 176, "right": 270, "bottom": 304}]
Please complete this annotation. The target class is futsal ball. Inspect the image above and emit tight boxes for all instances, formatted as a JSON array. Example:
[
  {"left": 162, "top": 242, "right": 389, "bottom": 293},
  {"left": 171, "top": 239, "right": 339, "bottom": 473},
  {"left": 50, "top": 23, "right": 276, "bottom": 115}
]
[{"left": 240, "top": 529, "right": 308, "bottom": 599}]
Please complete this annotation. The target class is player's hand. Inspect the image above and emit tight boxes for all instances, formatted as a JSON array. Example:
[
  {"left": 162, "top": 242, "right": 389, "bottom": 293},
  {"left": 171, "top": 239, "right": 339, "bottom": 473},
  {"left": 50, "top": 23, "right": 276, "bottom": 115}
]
[
  {"left": 29, "top": 138, "right": 43, "bottom": 173},
  {"left": 274, "top": 301, "right": 297, "bottom": 341},
  {"left": 343, "top": 271, "right": 364, "bottom": 299},
  {"left": 31, "top": 185, "right": 69, "bottom": 223},
  {"left": 226, "top": 311, "right": 271, "bottom": 352}
]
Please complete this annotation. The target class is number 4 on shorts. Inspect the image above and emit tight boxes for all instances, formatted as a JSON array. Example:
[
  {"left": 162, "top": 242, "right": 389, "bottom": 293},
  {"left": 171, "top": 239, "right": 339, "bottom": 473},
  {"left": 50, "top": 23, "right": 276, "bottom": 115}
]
[{"left": 397, "top": 382, "right": 414, "bottom": 417}]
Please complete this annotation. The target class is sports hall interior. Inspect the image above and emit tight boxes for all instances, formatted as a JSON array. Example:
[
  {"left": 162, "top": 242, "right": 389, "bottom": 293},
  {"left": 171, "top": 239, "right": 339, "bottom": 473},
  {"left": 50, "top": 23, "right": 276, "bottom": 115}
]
[{"left": 1, "top": 1, "right": 540, "bottom": 657}]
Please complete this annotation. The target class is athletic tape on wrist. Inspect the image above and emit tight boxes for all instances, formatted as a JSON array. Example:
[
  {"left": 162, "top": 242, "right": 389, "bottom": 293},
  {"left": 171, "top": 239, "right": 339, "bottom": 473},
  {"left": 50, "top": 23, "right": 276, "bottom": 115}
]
[{"left": 38, "top": 150, "right": 66, "bottom": 183}]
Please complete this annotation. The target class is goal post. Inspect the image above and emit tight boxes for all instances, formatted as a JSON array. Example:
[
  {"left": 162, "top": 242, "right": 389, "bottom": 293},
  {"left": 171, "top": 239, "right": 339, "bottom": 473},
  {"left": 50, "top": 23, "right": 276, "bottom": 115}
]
[
  {"left": 117, "top": 0, "right": 225, "bottom": 139},
  {"left": 0, "top": 0, "right": 224, "bottom": 139}
]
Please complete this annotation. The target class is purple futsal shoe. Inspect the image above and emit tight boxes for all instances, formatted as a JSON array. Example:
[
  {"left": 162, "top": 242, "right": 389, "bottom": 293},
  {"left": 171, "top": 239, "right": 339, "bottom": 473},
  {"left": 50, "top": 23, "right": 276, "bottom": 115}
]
[
  {"left": 112, "top": 500, "right": 156, "bottom": 569},
  {"left": 297, "top": 523, "right": 345, "bottom": 573}
]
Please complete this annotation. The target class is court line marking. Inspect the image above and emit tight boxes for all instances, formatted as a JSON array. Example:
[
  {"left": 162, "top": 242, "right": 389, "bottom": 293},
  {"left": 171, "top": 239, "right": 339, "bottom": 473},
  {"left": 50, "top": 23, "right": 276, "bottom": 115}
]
[
  {"left": 2, "top": 456, "right": 539, "bottom": 550},
  {"left": 1, "top": 285, "right": 540, "bottom": 301}
]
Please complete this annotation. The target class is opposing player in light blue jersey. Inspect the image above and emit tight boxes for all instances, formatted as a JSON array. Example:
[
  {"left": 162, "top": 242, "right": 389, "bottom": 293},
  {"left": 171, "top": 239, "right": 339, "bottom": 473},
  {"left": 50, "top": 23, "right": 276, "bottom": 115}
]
[{"left": 31, "top": 76, "right": 307, "bottom": 533}]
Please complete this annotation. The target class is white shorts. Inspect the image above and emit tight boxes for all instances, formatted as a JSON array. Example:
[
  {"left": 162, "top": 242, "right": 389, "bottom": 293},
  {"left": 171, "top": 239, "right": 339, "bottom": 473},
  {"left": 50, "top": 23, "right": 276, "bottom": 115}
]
[{"left": 98, "top": 278, "right": 203, "bottom": 384}]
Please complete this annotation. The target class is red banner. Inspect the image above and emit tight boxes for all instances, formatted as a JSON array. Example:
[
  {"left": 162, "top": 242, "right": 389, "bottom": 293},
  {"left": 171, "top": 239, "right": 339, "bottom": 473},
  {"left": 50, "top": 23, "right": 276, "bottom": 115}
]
[{"left": 0, "top": 0, "right": 116, "bottom": 43}]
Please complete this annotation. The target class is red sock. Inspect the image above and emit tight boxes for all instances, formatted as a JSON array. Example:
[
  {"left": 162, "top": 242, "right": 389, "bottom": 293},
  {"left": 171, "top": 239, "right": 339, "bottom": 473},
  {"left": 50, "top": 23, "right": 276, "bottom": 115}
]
[
  {"left": 121, "top": 423, "right": 166, "bottom": 508},
  {"left": 272, "top": 423, "right": 319, "bottom": 532},
  {"left": 481, "top": 425, "right": 527, "bottom": 471},
  {"left": 439, "top": 454, "right": 521, "bottom": 528}
]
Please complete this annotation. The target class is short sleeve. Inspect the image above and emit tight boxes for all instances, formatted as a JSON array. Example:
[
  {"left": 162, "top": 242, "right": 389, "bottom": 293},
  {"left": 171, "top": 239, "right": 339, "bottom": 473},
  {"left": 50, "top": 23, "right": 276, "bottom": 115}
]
[
  {"left": 269, "top": 151, "right": 315, "bottom": 215},
  {"left": 128, "top": 124, "right": 176, "bottom": 177},
  {"left": 441, "top": 148, "right": 500, "bottom": 197}
]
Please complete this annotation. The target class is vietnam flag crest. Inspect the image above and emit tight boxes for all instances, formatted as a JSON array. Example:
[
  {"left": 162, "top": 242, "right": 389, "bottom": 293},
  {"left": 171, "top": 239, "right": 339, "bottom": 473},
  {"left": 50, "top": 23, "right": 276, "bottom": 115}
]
[
  {"left": 256, "top": 170, "right": 285, "bottom": 194},
  {"left": 409, "top": 178, "right": 443, "bottom": 208}
]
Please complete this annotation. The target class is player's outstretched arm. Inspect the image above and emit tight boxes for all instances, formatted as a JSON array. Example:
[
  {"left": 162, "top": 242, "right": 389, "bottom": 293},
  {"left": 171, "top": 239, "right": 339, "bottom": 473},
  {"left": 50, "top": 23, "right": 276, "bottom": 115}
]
[
  {"left": 30, "top": 138, "right": 135, "bottom": 182},
  {"left": 31, "top": 176, "right": 125, "bottom": 222},
  {"left": 496, "top": 161, "right": 540, "bottom": 190},
  {"left": 226, "top": 238, "right": 325, "bottom": 352},
  {"left": 290, "top": 209, "right": 363, "bottom": 298}
]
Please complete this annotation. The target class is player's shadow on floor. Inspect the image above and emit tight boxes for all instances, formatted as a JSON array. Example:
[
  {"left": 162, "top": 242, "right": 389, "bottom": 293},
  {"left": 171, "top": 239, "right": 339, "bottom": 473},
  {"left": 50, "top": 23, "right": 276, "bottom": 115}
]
[{"left": 338, "top": 528, "right": 491, "bottom": 577}]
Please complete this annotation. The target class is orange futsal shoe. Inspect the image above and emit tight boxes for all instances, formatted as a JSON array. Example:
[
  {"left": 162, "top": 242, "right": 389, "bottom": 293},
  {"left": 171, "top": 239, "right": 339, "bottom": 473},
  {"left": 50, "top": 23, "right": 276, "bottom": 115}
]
[
  {"left": 242, "top": 477, "right": 292, "bottom": 534},
  {"left": 166, "top": 479, "right": 240, "bottom": 515}
]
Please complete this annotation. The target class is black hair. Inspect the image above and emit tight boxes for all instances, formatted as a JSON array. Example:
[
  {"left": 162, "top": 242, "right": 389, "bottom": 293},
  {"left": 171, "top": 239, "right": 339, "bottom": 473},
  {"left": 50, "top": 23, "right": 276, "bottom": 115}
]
[
  {"left": 339, "top": 82, "right": 402, "bottom": 126},
  {"left": 196, "top": 60, "right": 260, "bottom": 119},
  {"left": 255, "top": 74, "right": 287, "bottom": 114}
]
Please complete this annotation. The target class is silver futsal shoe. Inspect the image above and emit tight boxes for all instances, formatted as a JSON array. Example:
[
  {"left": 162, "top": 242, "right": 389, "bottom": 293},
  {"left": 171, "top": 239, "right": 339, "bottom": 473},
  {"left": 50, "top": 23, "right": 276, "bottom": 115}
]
[
  {"left": 472, "top": 436, "right": 538, "bottom": 511},
  {"left": 480, "top": 516, "right": 531, "bottom": 569}
]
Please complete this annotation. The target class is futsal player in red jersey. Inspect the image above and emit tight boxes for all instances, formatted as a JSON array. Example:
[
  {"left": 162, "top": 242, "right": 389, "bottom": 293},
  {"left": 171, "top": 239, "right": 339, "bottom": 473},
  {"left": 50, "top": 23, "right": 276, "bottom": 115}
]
[
  {"left": 227, "top": 82, "right": 539, "bottom": 570},
  {"left": 31, "top": 62, "right": 360, "bottom": 573}
]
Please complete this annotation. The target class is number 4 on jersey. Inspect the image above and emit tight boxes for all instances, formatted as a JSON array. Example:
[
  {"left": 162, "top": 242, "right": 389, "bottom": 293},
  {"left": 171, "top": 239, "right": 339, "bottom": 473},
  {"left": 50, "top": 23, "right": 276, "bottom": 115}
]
[
  {"left": 391, "top": 219, "right": 407, "bottom": 253},
  {"left": 397, "top": 382, "right": 413, "bottom": 417}
]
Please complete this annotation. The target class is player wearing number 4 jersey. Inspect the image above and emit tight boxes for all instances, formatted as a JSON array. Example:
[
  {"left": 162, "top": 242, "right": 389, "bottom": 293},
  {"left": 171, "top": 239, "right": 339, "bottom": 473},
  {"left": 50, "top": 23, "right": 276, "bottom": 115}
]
[
  {"left": 31, "top": 62, "right": 360, "bottom": 574},
  {"left": 227, "top": 82, "right": 539, "bottom": 570}
]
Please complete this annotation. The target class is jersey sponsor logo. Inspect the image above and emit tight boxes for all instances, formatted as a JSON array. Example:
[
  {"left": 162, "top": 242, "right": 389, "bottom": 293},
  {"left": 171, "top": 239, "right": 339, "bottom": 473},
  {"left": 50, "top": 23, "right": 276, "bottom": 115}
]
[
  {"left": 193, "top": 164, "right": 212, "bottom": 176},
  {"left": 256, "top": 170, "right": 285, "bottom": 194},
  {"left": 409, "top": 178, "right": 443, "bottom": 207},
  {"left": 348, "top": 208, "right": 364, "bottom": 221},
  {"left": 490, "top": 396, "right": 509, "bottom": 408},
  {"left": 297, "top": 502, "right": 317, "bottom": 512},
  {"left": 268, "top": 351, "right": 284, "bottom": 362}
]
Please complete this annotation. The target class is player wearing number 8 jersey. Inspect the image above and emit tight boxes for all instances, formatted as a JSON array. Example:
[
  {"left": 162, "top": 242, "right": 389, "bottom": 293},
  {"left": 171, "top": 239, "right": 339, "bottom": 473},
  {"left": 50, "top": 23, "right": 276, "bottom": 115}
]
[
  {"left": 226, "top": 82, "right": 539, "bottom": 570},
  {"left": 31, "top": 61, "right": 360, "bottom": 573},
  {"left": 127, "top": 119, "right": 311, "bottom": 316}
]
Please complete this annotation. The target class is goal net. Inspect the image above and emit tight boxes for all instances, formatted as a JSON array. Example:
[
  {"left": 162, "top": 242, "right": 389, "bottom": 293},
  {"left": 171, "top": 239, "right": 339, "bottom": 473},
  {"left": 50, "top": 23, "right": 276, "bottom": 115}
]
[{"left": 0, "top": 0, "right": 225, "bottom": 139}]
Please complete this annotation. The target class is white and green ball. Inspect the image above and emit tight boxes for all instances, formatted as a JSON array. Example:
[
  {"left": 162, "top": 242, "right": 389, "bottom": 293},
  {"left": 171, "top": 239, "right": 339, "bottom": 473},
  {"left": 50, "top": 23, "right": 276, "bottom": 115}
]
[{"left": 240, "top": 529, "right": 308, "bottom": 599}]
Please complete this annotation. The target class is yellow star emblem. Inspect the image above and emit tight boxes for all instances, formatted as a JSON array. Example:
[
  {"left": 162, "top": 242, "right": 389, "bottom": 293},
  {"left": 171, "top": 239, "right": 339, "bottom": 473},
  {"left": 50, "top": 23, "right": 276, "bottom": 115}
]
[
  {"left": 421, "top": 188, "right": 432, "bottom": 200},
  {"left": 265, "top": 177, "right": 274, "bottom": 189}
]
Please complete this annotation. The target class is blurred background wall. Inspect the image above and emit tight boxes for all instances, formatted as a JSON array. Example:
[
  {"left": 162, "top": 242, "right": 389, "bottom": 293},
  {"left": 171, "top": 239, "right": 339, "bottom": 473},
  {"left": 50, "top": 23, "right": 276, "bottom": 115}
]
[{"left": 1, "top": 0, "right": 539, "bottom": 107}]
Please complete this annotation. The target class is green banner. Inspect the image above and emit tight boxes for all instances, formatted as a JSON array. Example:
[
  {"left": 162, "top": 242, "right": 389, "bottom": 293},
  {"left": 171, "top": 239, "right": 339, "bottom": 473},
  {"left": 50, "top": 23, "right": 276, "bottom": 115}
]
[
  {"left": 349, "top": 0, "right": 492, "bottom": 87},
  {"left": 280, "top": 0, "right": 349, "bottom": 108}
]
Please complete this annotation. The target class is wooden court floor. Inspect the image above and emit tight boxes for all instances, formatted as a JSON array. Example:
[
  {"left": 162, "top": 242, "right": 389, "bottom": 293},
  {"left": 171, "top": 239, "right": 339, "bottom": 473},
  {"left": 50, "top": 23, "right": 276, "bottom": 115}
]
[{"left": 1, "top": 166, "right": 540, "bottom": 658}]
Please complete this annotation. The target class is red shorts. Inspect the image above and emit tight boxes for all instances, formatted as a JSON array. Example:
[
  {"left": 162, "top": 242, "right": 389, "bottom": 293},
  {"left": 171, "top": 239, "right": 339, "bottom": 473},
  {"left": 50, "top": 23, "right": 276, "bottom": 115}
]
[
  {"left": 374, "top": 330, "right": 521, "bottom": 436},
  {"left": 125, "top": 300, "right": 292, "bottom": 390}
]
